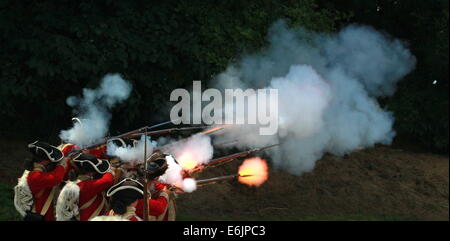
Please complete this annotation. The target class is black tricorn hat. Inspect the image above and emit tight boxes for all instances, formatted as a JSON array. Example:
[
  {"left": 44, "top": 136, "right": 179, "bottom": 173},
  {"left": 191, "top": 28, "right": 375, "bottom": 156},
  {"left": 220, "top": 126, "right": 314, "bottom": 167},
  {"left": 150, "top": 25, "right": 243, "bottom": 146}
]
[
  {"left": 145, "top": 152, "right": 170, "bottom": 179},
  {"left": 28, "top": 141, "right": 63, "bottom": 162},
  {"left": 73, "top": 153, "right": 110, "bottom": 174},
  {"left": 106, "top": 178, "right": 143, "bottom": 200}
]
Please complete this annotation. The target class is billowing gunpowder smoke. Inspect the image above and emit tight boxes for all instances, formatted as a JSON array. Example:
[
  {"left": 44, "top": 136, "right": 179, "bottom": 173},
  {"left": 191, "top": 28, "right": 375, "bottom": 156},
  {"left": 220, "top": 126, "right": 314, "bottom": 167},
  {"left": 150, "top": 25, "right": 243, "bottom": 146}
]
[
  {"left": 59, "top": 74, "right": 132, "bottom": 146},
  {"left": 106, "top": 135, "right": 156, "bottom": 163},
  {"left": 159, "top": 133, "right": 214, "bottom": 170},
  {"left": 211, "top": 20, "right": 416, "bottom": 175},
  {"left": 156, "top": 134, "right": 213, "bottom": 192}
]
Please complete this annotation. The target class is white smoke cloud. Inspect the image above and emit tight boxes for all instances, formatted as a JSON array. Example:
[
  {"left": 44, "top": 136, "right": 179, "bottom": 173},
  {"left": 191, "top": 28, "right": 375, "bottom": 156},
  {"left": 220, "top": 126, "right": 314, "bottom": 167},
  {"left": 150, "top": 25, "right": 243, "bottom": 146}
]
[
  {"left": 158, "top": 133, "right": 214, "bottom": 169},
  {"left": 106, "top": 135, "right": 156, "bottom": 163},
  {"left": 59, "top": 74, "right": 132, "bottom": 146},
  {"left": 158, "top": 155, "right": 183, "bottom": 184},
  {"left": 210, "top": 20, "right": 416, "bottom": 175},
  {"left": 156, "top": 134, "right": 212, "bottom": 192},
  {"left": 182, "top": 178, "right": 197, "bottom": 193},
  {"left": 170, "top": 134, "right": 214, "bottom": 167},
  {"left": 157, "top": 155, "right": 198, "bottom": 193}
]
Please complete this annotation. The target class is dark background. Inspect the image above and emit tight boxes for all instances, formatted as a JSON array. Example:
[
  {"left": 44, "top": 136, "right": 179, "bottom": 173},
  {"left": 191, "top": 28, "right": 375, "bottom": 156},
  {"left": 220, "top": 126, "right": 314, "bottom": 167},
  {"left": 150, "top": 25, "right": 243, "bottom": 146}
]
[{"left": 0, "top": 0, "right": 448, "bottom": 153}]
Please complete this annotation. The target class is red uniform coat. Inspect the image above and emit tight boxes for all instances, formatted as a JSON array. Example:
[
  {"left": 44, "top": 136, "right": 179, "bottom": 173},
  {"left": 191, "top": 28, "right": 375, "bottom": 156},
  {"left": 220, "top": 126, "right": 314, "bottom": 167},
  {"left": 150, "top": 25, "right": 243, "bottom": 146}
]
[
  {"left": 135, "top": 188, "right": 169, "bottom": 221},
  {"left": 77, "top": 172, "right": 114, "bottom": 221},
  {"left": 27, "top": 164, "right": 66, "bottom": 221}
]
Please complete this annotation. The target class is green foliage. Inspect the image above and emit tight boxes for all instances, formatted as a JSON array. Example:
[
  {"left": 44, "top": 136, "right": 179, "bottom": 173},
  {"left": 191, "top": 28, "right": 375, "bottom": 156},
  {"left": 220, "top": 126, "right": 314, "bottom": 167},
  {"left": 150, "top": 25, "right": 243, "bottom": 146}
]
[
  {"left": 0, "top": 0, "right": 344, "bottom": 139},
  {"left": 0, "top": 0, "right": 446, "bottom": 153},
  {"left": 0, "top": 183, "right": 21, "bottom": 221}
]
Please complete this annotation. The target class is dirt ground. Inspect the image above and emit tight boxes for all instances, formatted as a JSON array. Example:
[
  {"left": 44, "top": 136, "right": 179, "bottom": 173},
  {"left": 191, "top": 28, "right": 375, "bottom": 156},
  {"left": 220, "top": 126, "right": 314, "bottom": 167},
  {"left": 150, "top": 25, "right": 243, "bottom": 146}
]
[
  {"left": 177, "top": 146, "right": 449, "bottom": 221},
  {"left": 1, "top": 139, "right": 448, "bottom": 221}
]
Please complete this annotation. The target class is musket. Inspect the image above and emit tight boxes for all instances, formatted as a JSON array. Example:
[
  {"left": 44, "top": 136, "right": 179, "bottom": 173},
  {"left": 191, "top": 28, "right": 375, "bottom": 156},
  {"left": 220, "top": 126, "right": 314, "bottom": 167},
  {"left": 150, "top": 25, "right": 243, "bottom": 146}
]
[
  {"left": 149, "top": 124, "right": 228, "bottom": 138},
  {"left": 155, "top": 124, "right": 231, "bottom": 152},
  {"left": 189, "top": 143, "right": 279, "bottom": 173},
  {"left": 196, "top": 174, "right": 252, "bottom": 186},
  {"left": 128, "top": 126, "right": 208, "bottom": 139},
  {"left": 66, "top": 120, "right": 198, "bottom": 158},
  {"left": 200, "top": 124, "right": 230, "bottom": 135},
  {"left": 166, "top": 174, "right": 253, "bottom": 192},
  {"left": 106, "top": 120, "right": 178, "bottom": 143}
]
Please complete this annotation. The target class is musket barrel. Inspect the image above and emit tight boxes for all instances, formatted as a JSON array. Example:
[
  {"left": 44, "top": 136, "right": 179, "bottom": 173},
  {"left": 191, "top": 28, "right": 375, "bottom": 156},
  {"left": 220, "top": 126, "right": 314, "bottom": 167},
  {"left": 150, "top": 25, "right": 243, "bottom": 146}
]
[
  {"left": 165, "top": 174, "right": 254, "bottom": 192},
  {"left": 64, "top": 122, "right": 202, "bottom": 157},
  {"left": 135, "top": 126, "right": 207, "bottom": 138},
  {"left": 200, "top": 124, "right": 230, "bottom": 135},
  {"left": 195, "top": 174, "right": 240, "bottom": 185},
  {"left": 190, "top": 143, "right": 279, "bottom": 172}
]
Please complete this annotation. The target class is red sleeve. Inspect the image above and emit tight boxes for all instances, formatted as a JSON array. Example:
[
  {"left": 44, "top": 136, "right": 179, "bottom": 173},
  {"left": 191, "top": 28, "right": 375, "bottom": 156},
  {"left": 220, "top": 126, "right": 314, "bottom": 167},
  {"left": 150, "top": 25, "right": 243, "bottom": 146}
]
[
  {"left": 27, "top": 165, "right": 66, "bottom": 191},
  {"left": 81, "top": 172, "right": 114, "bottom": 197},
  {"left": 87, "top": 146, "right": 107, "bottom": 159},
  {"left": 135, "top": 196, "right": 168, "bottom": 218}
]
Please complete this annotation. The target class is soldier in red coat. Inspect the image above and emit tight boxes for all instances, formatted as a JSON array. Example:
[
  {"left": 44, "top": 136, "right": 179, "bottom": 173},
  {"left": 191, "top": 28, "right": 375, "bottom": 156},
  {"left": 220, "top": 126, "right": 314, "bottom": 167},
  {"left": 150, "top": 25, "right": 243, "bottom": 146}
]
[
  {"left": 14, "top": 141, "right": 69, "bottom": 221},
  {"left": 101, "top": 178, "right": 145, "bottom": 221},
  {"left": 135, "top": 182, "right": 171, "bottom": 221},
  {"left": 55, "top": 153, "right": 114, "bottom": 221},
  {"left": 134, "top": 151, "right": 177, "bottom": 221}
]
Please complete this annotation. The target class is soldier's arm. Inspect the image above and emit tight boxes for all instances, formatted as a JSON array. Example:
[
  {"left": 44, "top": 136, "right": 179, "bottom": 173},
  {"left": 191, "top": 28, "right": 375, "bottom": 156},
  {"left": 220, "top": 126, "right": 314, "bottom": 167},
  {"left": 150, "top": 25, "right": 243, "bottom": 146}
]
[
  {"left": 28, "top": 164, "right": 66, "bottom": 190},
  {"left": 87, "top": 172, "right": 114, "bottom": 195}
]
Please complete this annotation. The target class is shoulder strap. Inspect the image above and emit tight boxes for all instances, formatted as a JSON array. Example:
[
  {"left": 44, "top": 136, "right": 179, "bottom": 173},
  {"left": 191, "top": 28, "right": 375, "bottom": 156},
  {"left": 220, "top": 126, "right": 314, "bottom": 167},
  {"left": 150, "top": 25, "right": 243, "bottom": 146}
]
[
  {"left": 87, "top": 193, "right": 106, "bottom": 221},
  {"left": 167, "top": 194, "right": 177, "bottom": 221},
  {"left": 80, "top": 195, "right": 97, "bottom": 210},
  {"left": 77, "top": 177, "right": 98, "bottom": 211},
  {"left": 154, "top": 192, "right": 170, "bottom": 221},
  {"left": 38, "top": 186, "right": 56, "bottom": 216}
]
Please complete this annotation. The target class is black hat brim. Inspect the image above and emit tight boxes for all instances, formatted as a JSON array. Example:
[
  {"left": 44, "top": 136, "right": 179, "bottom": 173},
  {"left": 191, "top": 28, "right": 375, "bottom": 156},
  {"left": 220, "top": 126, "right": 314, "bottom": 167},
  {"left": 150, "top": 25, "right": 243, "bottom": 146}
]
[
  {"left": 28, "top": 141, "right": 64, "bottom": 162},
  {"left": 96, "top": 160, "right": 110, "bottom": 174},
  {"left": 73, "top": 154, "right": 110, "bottom": 174},
  {"left": 107, "top": 178, "right": 144, "bottom": 198}
]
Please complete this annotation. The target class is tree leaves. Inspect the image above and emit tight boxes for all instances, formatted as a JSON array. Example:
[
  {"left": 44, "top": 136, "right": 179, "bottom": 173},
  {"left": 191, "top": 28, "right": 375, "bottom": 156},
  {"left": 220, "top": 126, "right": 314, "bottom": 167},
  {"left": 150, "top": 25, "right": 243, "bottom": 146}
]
[{"left": 0, "top": 0, "right": 345, "bottom": 140}]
